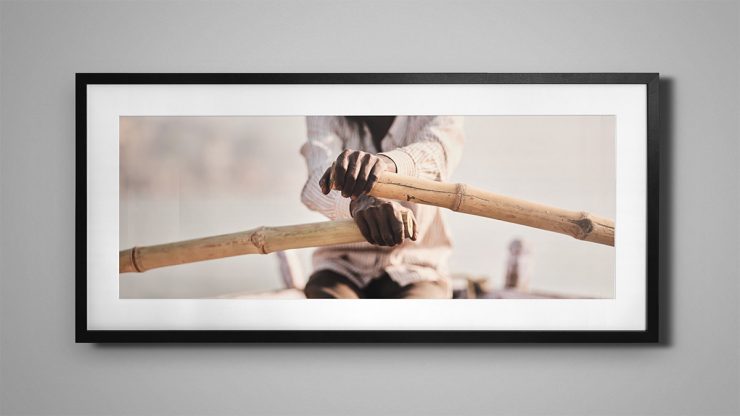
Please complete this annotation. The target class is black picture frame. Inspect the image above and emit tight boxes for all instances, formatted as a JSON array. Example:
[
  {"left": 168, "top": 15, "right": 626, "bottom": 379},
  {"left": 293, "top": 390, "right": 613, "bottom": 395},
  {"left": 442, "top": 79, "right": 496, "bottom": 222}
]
[{"left": 76, "top": 73, "right": 660, "bottom": 343}]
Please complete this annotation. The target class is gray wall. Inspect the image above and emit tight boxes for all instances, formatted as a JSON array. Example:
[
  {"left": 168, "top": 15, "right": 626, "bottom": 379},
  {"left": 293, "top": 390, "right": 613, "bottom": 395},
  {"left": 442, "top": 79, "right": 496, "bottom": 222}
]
[{"left": 1, "top": 1, "right": 738, "bottom": 415}]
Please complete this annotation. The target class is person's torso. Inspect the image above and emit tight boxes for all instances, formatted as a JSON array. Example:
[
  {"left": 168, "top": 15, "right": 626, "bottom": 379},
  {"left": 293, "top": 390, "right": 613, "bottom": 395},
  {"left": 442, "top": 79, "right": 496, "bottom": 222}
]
[{"left": 312, "top": 116, "right": 453, "bottom": 287}]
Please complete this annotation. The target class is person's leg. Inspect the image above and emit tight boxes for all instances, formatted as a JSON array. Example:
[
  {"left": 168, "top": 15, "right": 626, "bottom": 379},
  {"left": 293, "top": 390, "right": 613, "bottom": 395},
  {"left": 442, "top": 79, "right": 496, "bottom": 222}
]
[
  {"left": 303, "top": 269, "right": 364, "bottom": 299},
  {"left": 365, "top": 273, "right": 451, "bottom": 299},
  {"left": 396, "top": 279, "right": 450, "bottom": 299}
]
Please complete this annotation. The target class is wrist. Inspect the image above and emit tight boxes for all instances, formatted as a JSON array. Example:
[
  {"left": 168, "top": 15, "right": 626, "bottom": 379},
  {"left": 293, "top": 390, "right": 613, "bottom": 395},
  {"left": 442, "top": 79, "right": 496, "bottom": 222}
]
[
  {"left": 377, "top": 154, "right": 397, "bottom": 173},
  {"left": 351, "top": 195, "right": 394, "bottom": 217},
  {"left": 350, "top": 195, "right": 373, "bottom": 217}
]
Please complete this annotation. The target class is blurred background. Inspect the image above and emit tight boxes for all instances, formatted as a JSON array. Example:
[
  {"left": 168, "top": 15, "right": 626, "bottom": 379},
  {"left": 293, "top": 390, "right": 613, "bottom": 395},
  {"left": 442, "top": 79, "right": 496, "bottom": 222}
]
[{"left": 119, "top": 116, "right": 615, "bottom": 299}]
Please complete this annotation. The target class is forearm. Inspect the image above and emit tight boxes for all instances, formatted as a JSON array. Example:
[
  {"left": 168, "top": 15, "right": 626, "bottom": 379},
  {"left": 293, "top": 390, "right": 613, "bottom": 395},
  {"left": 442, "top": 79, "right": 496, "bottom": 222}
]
[
  {"left": 379, "top": 116, "right": 464, "bottom": 181},
  {"left": 301, "top": 167, "right": 352, "bottom": 220},
  {"left": 376, "top": 154, "right": 397, "bottom": 173},
  {"left": 380, "top": 142, "right": 449, "bottom": 181}
]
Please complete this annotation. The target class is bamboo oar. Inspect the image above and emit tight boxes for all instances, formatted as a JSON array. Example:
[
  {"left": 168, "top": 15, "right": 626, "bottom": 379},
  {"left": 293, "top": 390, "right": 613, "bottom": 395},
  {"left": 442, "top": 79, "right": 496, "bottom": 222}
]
[
  {"left": 119, "top": 212, "right": 415, "bottom": 273},
  {"left": 120, "top": 172, "right": 614, "bottom": 274},
  {"left": 366, "top": 172, "right": 614, "bottom": 246}
]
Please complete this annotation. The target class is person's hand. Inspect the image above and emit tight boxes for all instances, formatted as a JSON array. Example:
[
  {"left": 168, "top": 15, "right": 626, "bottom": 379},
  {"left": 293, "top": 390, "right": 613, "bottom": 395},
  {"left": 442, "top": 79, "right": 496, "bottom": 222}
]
[
  {"left": 320, "top": 149, "right": 395, "bottom": 200},
  {"left": 350, "top": 196, "right": 417, "bottom": 246}
]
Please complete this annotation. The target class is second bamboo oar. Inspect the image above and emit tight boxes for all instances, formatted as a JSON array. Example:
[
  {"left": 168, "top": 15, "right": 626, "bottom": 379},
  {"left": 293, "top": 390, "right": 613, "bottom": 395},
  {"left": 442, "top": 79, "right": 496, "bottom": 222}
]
[
  {"left": 120, "top": 212, "right": 415, "bottom": 273},
  {"left": 365, "top": 172, "right": 614, "bottom": 246}
]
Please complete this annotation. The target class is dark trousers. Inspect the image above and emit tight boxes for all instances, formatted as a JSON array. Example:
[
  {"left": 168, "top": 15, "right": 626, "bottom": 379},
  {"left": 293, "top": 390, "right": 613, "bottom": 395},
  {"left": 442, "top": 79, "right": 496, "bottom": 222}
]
[{"left": 304, "top": 269, "right": 450, "bottom": 299}]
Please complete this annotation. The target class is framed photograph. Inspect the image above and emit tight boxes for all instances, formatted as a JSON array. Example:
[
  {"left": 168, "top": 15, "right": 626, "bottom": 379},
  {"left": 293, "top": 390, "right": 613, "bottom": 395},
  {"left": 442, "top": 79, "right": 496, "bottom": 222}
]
[{"left": 77, "top": 73, "right": 659, "bottom": 343}]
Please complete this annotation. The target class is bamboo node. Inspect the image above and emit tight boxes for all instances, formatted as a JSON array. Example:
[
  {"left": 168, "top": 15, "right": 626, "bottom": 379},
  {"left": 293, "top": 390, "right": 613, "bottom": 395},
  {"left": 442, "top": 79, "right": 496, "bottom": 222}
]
[
  {"left": 570, "top": 212, "right": 595, "bottom": 240},
  {"left": 131, "top": 246, "right": 143, "bottom": 273},
  {"left": 452, "top": 183, "right": 467, "bottom": 212},
  {"left": 250, "top": 227, "right": 268, "bottom": 254}
]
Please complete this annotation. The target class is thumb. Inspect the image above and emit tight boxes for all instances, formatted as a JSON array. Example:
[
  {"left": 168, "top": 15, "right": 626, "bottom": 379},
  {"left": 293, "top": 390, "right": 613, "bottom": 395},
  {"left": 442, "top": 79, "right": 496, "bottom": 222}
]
[
  {"left": 319, "top": 167, "right": 331, "bottom": 195},
  {"left": 409, "top": 210, "right": 418, "bottom": 241}
]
